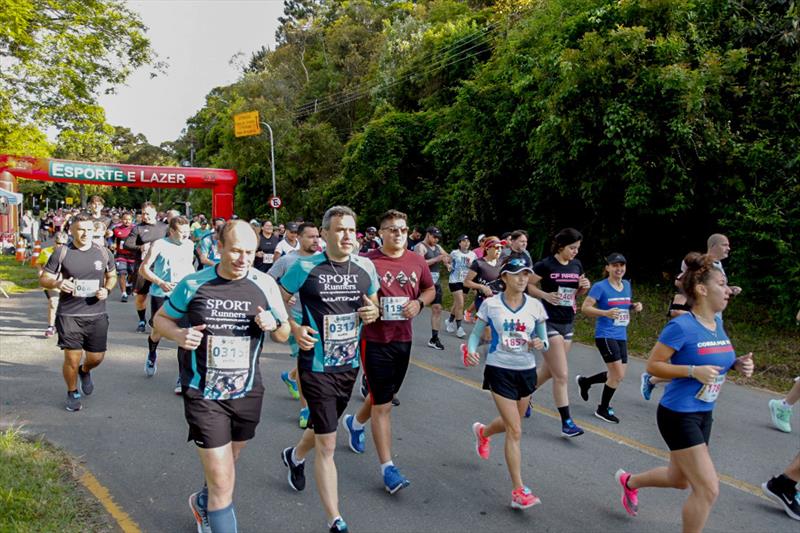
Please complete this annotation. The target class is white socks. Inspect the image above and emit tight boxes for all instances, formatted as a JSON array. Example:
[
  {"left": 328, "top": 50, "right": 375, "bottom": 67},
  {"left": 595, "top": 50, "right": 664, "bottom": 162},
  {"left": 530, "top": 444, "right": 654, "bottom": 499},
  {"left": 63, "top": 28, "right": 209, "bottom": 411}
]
[
  {"left": 291, "top": 448, "right": 304, "bottom": 465},
  {"left": 351, "top": 416, "right": 366, "bottom": 430}
]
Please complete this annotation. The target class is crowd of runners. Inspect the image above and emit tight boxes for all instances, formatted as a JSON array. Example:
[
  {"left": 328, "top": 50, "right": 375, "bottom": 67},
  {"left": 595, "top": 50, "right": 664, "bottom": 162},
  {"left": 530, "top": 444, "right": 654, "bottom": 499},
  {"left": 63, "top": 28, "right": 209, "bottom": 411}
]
[{"left": 29, "top": 197, "right": 799, "bottom": 533}]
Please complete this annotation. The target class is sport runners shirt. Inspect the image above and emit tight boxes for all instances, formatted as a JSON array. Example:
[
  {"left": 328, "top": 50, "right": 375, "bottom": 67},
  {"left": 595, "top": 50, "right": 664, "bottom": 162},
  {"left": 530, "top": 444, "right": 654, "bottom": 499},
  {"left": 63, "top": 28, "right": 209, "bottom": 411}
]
[
  {"left": 44, "top": 243, "right": 115, "bottom": 316},
  {"left": 164, "top": 267, "right": 289, "bottom": 400},
  {"left": 363, "top": 249, "right": 434, "bottom": 344},
  {"left": 280, "top": 253, "right": 379, "bottom": 373}
]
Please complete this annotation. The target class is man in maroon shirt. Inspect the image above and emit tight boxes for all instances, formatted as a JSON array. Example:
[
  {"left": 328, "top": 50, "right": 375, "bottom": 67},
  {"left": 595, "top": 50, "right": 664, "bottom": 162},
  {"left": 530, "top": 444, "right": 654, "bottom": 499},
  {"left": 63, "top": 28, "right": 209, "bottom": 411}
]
[{"left": 342, "top": 209, "right": 435, "bottom": 494}]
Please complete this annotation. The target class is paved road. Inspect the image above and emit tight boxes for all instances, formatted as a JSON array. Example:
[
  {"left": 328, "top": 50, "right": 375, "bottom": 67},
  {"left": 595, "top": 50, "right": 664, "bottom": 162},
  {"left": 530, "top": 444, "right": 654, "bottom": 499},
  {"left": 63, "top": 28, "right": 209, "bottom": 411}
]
[{"left": 1, "top": 289, "right": 798, "bottom": 532}]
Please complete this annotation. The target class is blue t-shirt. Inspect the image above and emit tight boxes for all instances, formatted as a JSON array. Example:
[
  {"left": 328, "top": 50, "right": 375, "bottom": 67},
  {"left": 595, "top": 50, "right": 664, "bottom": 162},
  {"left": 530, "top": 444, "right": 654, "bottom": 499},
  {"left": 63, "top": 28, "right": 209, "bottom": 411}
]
[
  {"left": 588, "top": 279, "right": 632, "bottom": 340},
  {"left": 659, "top": 314, "right": 737, "bottom": 412}
]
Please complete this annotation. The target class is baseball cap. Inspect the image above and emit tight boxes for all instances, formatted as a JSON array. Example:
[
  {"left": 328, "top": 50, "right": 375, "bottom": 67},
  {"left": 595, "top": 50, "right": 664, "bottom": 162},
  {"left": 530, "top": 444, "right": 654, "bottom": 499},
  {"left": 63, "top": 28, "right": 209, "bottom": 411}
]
[
  {"left": 286, "top": 222, "right": 299, "bottom": 232},
  {"left": 477, "top": 233, "right": 486, "bottom": 243},
  {"left": 249, "top": 219, "right": 260, "bottom": 225},
  {"left": 426, "top": 226, "right": 442, "bottom": 238},
  {"left": 456, "top": 234, "right": 469, "bottom": 242},
  {"left": 606, "top": 252, "right": 627, "bottom": 264},
  {"left": 482, "top": 237, "right": 502, "bottom": 249},
  {"left": 366, "top": 226, "right": 377, "bottom": 233},
  {"left": 501, "top": 255, "right": 533, "bottom": 274}
]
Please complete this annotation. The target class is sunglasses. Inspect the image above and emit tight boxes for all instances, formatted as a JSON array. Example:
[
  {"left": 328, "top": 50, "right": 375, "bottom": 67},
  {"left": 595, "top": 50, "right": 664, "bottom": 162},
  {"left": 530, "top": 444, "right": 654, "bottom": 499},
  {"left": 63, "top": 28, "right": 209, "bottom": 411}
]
[{"left": 380, "top": 226, "right": 408, "bottom": 234}]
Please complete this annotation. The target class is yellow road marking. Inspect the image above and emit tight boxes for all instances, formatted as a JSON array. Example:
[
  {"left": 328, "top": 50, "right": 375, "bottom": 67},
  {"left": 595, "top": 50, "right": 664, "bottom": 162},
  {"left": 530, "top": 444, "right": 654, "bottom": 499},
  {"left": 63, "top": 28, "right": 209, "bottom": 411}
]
[
  {"left": 79, "top": 468, "right": 142, "bottom": 533},
  {"left": 410, "top": 358, "right": 768, "bottom": 501}
]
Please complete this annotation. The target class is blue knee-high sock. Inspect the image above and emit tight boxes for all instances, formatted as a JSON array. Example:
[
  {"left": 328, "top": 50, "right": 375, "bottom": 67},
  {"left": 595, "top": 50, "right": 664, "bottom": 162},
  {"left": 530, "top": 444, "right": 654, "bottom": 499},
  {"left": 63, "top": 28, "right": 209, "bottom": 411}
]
[{"left": 207, "top": 503, "right": 237, "bottom": 533}]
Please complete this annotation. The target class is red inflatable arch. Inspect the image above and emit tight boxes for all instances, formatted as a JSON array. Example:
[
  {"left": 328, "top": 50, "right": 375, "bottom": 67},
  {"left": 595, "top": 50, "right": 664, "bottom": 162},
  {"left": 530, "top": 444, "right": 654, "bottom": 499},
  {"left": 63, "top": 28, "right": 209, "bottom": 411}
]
[{"left": 0, "top": 154, "right": 238, "bottom": 219}]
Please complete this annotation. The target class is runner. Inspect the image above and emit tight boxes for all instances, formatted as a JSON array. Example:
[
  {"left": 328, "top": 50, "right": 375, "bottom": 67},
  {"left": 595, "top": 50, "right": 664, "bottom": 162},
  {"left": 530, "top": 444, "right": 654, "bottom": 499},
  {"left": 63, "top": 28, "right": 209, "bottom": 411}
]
[
  {"left": 279, "top": 206, "right": 380, "bottom": 533},
  {"left": 341, "top": 209, "right": 435, "bottom": 494},
  {"left": 153, "top": 219, "right": 289, "bottom": 533},
  {"left": 445, "top": 235, "right": 476, "bottom": 338},
  {"left": 527, "top": 228, "right": 590, "bottom": 437},
  {"left": 254, "top": 220, "right": 281, "bottom": 273},
  {"left": 139, "top": 216, "right": 195, "bottom": 383},
  {"left": 463, "top": 236, "right": 504, "bottom": 330},
  {"left": 39, "top": 213, "right": 117, "bottom": 411},
  {"left": 762, "top": 453, "right": 800, "bottom": 521},
  {"left": 464, "top": 254, "right": 548, "bottom": 509},
  {"left": 501, "top": 230, "right": 532, "bottom": 262},
  {"left": 268, "top": 222, "right": 322, "bottom": 428},
  {"left": 124, "top": 202, "right": 168, "bottom": 332},
  {"left": 87, "top": 195, "right": 112, "bottom": 234},
  {"left": 576, "top": 253, "right": 643, "bottom": 423},
  {"left": 36, "top": 231, "right": 69, "bottom": 338},
  {"left": 407, "top": 226, "right": 423, "bottom": 250},
  {"left": 414, "top": 227, "right": 451, "bottom": 350},
  {"left": 358, "top": 226, "right": 381, "bottom": 254},
  {"left": 273, "top": 222, "right": 300, "bottom": 262},
  {"left": 614, "top": 252, "right": 754, "bottom": 530},
  {"left": 197, "top": 218, "right": 225, "bottom": 269},
  {"left": 112, "top": 212, "right": 136, "bottom": 302}
]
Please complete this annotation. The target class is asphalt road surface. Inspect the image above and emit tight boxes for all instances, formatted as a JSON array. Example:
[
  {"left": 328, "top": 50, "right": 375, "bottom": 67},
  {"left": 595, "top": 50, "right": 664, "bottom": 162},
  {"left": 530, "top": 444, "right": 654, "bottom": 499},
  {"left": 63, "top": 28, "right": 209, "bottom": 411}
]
[{"left": 1, "top": 289, "right": 798, "bottom": 532}]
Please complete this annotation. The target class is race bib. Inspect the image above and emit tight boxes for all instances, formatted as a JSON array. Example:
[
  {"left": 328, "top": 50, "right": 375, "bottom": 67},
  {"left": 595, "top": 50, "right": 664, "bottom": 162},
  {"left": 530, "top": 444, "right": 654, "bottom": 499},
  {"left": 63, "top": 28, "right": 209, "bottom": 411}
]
[
  {"left": 431, "top": 272, "right": 440, "bottom": 285},
  {"left": 263, "top": 253, "right": 274, "bottom": 264},
  {"left": 557, "top": 286, "right": 577, "bottom": 307},
  {"left": 695, "top": 374, "right": 726, "bottom": 403},
  {"left": 501, "top": 331, "right": 528, "bottom": 353},
  {"left": 74, "top": 279, "right": 100, "bottom": 297},
  {"left": 381, "top": 296, "right": 408, "bottom": 321},
  {"left": 613, "top": 310, "right": 630, "bottom": 327},
  {"left": 203, "top": 335, "right": 251, "bottom": 400},
  {"left": 323, "top": 313, "right": 359, "bottom": 367}
]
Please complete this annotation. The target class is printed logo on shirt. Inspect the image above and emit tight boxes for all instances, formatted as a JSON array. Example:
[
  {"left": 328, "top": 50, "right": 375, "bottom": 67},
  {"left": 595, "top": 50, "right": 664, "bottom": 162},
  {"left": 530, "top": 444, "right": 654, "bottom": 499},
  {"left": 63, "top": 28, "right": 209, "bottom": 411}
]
[
  {"left": 549, "top": 272, "right": 580, "bottom": 281},
  {"left": 696, "top": 339, "right": 734, "bottom": 355},
  {"left": 94, "top": 260, "right": 103, "bottom": 271},
  {"left": 382, "top": 270, "right": 418, "bottom": 288},
  {"left": 503, "top": 319, "right": 527, "bottom": 333}
]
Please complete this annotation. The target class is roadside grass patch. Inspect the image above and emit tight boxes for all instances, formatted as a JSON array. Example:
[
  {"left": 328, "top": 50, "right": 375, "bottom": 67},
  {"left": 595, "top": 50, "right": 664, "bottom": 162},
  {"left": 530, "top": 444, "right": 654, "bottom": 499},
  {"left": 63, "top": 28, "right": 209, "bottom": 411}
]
[{"left": 0, "top": 255, "right": 40, "bottom": 293}]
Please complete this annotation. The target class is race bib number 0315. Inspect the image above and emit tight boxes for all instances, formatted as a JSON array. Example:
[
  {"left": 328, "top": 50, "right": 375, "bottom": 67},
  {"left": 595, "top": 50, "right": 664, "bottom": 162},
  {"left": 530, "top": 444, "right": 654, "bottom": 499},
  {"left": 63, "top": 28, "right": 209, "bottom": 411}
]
[{"left": 204, "top": 335, "right": 251, "bottom": 400}]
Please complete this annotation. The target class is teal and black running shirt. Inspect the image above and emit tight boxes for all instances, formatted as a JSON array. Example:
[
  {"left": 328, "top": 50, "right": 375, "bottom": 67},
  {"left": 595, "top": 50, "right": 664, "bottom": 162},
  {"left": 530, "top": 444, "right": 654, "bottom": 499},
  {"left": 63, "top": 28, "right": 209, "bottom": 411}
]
[
  {"left": 280, "top": 253, "right": 379, "bottom": 373},
  {"left": 164, "top": 266, "right": 289, "bottom": 400}
]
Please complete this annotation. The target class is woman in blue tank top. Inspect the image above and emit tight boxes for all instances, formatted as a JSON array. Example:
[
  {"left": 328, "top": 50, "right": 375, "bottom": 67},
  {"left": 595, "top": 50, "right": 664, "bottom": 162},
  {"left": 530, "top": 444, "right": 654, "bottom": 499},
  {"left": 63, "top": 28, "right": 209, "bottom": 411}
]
[{"left": 612, "top": 252, "right": 754, "bottom": 531}]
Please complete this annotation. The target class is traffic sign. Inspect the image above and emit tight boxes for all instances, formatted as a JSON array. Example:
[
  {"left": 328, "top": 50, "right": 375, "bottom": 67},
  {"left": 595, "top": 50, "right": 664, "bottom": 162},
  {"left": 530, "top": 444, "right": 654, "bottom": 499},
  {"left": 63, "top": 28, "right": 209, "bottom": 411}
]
[
  {"left": 234, "top": 111, "right": 262, "bottom": 138},
  {"left": 65, "top": 197, "right": 73, "bottom": 205},
  {"left": 269, "top": 196, "right": 282, "bottom": 209}
]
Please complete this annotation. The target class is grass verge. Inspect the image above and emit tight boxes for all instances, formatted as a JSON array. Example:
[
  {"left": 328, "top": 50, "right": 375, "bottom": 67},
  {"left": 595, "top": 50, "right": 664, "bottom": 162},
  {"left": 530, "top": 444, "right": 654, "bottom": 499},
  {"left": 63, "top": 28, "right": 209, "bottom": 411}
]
[
  {"left": 440, "top": 281, "right": 798, "bottom": 394},
  {"left": 0, "top": 427, "right": 115, "bottom": 532},
  {"left": 0, "top": 255, "right": 40, "bottom": 293}
]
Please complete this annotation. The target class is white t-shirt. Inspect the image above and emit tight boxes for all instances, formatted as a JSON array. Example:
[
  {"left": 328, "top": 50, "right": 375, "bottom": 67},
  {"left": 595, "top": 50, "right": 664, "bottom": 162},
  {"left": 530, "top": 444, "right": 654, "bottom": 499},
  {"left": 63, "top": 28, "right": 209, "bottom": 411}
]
[
  {"left": 449, "top": 249, "right": 476, "bottom": 284},
  {"left": 275, "top": 238, "right": 300, "bottom": 257},
  {"left": 477, "top": 293, "right": 548, "bottom": 371}
]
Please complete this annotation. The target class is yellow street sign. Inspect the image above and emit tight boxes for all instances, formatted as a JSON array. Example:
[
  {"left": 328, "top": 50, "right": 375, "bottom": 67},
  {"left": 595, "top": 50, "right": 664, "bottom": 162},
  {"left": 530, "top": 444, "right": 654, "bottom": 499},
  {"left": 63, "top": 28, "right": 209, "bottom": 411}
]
[
  {"left": 65, "top": 197, "right": 73, "bottom": 205},
  {"left": 234, "top": 111, "right": 262, "bottom": 138}
]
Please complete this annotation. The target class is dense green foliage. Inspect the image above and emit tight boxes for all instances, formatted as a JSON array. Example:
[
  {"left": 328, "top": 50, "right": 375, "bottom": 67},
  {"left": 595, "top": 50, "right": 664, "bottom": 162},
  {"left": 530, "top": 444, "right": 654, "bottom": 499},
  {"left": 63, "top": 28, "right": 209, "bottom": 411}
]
[{"left": 178, "top": 0, "right": 799, "bottom": 323}]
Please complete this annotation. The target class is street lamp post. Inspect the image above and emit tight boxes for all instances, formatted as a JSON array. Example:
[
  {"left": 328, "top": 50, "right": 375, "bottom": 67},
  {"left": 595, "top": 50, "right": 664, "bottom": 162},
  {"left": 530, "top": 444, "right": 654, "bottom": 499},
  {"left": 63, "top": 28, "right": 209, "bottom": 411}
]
[{"left": 260, "top": 121, "right": 277, "bottom": 223}]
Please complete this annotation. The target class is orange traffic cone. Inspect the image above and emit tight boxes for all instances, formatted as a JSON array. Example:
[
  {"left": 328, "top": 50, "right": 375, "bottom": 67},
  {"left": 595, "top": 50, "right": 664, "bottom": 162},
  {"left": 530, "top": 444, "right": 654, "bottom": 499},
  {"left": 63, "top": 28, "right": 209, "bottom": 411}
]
[
  {"left": 15, "top": 238, "right": 26, "bottom": 262},
  {"left": 30, "top": 240, "right": 41, "bottom": 265}
]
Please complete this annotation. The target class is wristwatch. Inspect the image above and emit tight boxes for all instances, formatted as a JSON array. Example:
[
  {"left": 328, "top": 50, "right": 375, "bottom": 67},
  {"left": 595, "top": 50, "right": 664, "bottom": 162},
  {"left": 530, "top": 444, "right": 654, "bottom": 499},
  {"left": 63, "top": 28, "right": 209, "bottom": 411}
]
[{"left": 416, "top": 298, "right": 425, "bottom": 309}]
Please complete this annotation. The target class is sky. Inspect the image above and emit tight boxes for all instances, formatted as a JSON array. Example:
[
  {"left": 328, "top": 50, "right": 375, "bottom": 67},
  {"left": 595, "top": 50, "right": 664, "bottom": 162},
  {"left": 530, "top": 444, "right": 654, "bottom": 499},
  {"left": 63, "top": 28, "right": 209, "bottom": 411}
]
[{"left": 98, "top": 0, "right": 284, "bottom": 146}]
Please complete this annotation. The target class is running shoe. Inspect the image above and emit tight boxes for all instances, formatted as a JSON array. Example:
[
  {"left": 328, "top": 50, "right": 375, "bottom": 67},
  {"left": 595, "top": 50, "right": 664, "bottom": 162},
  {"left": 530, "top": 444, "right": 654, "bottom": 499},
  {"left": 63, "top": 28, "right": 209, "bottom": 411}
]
[
  {"left": 427, "top": 337, "right": 445, "bottom": 351},
  {"left": 44, "top": 326, "right": 56, "bottom": 338},
  {"left": 615, "top": 469, "right": 639, "bottom": 517},
  {"left": 524, "top": 400, "right": 532, "bottom": 418},
  {"left": 472, "top": 422, "right": 490, "bottom": 459},
  {"left": 329, "top": 517, "right": 349, "bottom": 533},
  {"left": 359, "top": 373, "right": 369, "bottom": 400},
  {"left": 136, "top": 320, "right": 146, "bottom": 333},
  {"left": 762, "top": 477, "right": 800, "bottom": 521},
  {"left": 78, "top": 366, "right": 94, "bottom": 396},
  {"left": 511, "top": 486, "right": 541, "bottom": 509},
  {"left": 561, "top": 418, "right": 584, "bottom": 438},
  {"left": 446, "top": 319, "right": 457, "bottom": 333},
  {"left": 391, "top": 395, "right": 400, "bottom": 407},
  {"left": 188, "top": 491, "right": 212, "bottom": 533},
  {"left": 343, "top": 414, "right": 365, "bottom": 454},
  {"left": 576, "top": 375, "right": 589, "bottom": 402},
  {"left": 456, "top": 326, "right": 466, "bottom": 338},
  {"left": 640, "top": 372, "right": 655, "bottom": 401},
  {"left": 769, "top": 399, "right": 793, "bottom": 433},
  {"left": 174, "top": 377, "right": 182, "bottom": 395},
  {"left": 595, "top": 406, "right": 620, "bottom": 424},
  {"left": 281, "top": 371, "right": 300, "bottom": 400},
  {"left": 145, "top": 352, "right": 157, "bottom": 377},
  {"left": 65, "top": 391, "right": 82, "bottom": 412},
  {"left": 383, "top": 465, "right": 410, "bottom": 494},
  {"left": 281, "top": 447, "right": 306, "bottom": 491},
  {"left": 120, "top": 293, "right": 128, "bottom": 303},
  {"left": 299, "top": 407, "right": 309, "bottom": 429}
]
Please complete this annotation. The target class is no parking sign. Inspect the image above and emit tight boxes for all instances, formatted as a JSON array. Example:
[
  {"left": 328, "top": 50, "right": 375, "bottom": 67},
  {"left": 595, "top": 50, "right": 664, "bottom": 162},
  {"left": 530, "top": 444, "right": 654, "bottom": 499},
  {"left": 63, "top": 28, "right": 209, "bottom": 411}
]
[{"left": 269, "top": 196, "right": 282, "bottom": 209}]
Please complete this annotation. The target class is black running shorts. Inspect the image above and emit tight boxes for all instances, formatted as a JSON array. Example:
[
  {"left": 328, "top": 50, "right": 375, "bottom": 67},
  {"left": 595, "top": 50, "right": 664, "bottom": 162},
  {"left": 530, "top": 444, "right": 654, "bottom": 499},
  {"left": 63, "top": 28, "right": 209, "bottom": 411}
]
[
  {"left": 656, "top": 404, "right": 713, "bottom": 451},
  {"left": 545, "top": 320, "right": 574, "bottom": 340},
  {"left": 448, "top": 282, "right": 470, "bottom": 295},
  {"left": 133, "top": 263, "right": 151, "bottom": 295},
  {"left": 299, "top": 367, "right": 358, "bottom": 434},
  {"left": 182, "top": 385, "right": 264, "bottom": 449},
  {"left": 432, "top": 283, "right": 443, "bottom": 305},
  {"left": 363, "top": 341, "right": 412, "bottom": 405},
  {"left": 482, "top": 365, "right": 537, "bottom": 401},
  {"left": 149, "top": 295, "right": 167, "bottom": 327},
  {"left": 595, "top": 338, "right": 628, "bottom": 364},
  {"left": 56, "top": 314, "right": 109, "bottom": 352}
]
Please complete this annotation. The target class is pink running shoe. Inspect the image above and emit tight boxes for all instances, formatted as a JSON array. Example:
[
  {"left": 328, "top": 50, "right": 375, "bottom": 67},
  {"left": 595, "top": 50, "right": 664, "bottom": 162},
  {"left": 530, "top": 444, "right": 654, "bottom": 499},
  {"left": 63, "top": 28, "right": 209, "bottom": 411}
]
[
  {"left": 615, "top": 469, "right": 639, "bottom": 516},
  {"left": 511, "top": 486, "right": 541, "bottom": 509},
  {"left": 472, "top": 422, "right": 490, "bottom": 459}
]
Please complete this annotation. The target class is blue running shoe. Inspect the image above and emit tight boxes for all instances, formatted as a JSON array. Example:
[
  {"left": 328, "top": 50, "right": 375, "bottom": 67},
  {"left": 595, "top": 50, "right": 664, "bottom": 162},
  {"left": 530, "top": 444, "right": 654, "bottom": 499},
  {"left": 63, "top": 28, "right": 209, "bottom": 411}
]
[
  {"left": 281, "top": 371, "right": 300, "bottom": 400},
  {"left": 640, "top": 372, "right": 655, "bottom": 401},
  {"left": 145, "top": 352, "right": 157, "bottom": 377},
  {"left": 343, "top": 414, "right": 365, "bottom": 454},
  {"left": 329, "top": 517, "right": 349, "bottom": 533},
  {"left": 136, "top": 320, "right": 146, "bottom": 333},
  {"left": 561, "top": 418, "right": 584, "bottom": 438},
  {"left": 299, "top": 407, "right": 309, "bottom": 429},
  {"left": 383, "top": 465, "right": 410, "bottom": 494}
]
